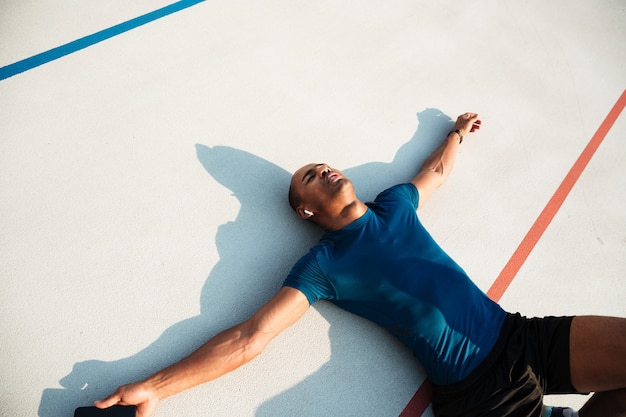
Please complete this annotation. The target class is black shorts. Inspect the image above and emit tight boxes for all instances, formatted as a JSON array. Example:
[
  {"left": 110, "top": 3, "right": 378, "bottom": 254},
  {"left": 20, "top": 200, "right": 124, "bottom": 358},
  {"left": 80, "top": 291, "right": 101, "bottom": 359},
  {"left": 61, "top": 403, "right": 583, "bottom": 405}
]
[{"left": 431, "top": 313, "right": 586, "bottom": 417}]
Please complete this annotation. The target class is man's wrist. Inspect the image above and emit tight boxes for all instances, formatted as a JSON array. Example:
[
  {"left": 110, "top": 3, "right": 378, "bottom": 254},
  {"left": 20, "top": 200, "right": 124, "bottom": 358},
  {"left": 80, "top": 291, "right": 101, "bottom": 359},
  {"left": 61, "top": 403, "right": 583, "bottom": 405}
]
[
  {"left": 143, "top": 374, "right": 170, "bottom": 400},
  {"left": 448, "top": 129, "right": 463, "bottom": 144}
]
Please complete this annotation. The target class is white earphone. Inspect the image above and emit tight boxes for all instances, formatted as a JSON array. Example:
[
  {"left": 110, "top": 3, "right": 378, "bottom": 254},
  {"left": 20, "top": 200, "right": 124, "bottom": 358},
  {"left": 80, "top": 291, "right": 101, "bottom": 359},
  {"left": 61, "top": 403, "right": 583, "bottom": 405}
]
[{"left": 304, "top": 209, "right": 314, "bottom": 216}]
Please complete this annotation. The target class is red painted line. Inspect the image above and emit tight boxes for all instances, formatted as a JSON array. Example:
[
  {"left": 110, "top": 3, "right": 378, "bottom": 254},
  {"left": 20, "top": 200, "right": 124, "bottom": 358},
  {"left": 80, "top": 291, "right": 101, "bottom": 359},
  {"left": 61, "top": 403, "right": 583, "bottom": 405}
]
[
  {"left": 487, "top": 89, "right": 626, "bottom": 300},
  {"left": 399, "top": 379, "right": 432, "bottom": 417},
  {"left": 399, "top": 89, "right": 626, "bottom": 416}
]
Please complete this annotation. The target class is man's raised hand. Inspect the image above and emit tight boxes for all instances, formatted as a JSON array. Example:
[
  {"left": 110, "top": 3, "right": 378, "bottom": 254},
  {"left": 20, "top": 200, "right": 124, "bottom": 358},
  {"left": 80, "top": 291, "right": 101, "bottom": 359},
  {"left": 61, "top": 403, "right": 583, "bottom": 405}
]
[{"left": 454, "top": 112, "right": 482, "bottom": 136}]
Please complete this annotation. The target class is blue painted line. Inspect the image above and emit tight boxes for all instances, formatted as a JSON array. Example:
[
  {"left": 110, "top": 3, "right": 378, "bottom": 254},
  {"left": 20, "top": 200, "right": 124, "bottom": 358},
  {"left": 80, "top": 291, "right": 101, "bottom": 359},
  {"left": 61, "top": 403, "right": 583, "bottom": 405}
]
[{"left": 0, "top": 0, "right": 204, "bottom": 81}]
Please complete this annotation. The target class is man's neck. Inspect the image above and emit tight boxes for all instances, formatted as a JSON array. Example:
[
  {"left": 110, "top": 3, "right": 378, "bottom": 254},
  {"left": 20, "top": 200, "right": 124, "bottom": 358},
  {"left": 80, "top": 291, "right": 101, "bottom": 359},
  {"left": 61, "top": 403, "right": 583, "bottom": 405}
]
[{"left": 323, "top": 200, "right": 369, "bottom": 231}]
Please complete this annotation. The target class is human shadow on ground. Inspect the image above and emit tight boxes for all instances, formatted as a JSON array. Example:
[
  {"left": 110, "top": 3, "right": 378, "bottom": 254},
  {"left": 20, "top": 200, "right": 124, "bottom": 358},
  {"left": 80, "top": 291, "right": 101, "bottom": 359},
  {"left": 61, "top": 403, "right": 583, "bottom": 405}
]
[{"left": 38, "top": 108, "right": 453, "bottom": 417}]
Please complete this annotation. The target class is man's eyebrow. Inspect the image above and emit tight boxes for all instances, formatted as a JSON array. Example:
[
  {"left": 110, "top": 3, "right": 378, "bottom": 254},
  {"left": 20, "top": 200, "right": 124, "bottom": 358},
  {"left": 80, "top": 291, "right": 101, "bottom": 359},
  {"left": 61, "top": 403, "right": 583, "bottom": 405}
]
[{"left": 301, "top": 164, "right": 324, "bottom": 183}]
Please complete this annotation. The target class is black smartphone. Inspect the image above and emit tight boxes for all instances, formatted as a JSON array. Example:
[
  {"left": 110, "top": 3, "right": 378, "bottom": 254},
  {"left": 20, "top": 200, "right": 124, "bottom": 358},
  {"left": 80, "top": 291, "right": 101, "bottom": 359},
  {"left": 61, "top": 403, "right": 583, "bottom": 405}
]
[{"left": 74, "top": 405, "right": 137, "bottom": 417}]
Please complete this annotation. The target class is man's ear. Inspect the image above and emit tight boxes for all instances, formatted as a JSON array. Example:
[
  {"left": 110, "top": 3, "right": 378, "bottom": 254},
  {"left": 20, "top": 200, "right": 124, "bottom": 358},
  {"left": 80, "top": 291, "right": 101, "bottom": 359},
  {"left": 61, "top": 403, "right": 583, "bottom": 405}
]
[{"left": 296, "top": 207, "right": 314, "bottom": 220}]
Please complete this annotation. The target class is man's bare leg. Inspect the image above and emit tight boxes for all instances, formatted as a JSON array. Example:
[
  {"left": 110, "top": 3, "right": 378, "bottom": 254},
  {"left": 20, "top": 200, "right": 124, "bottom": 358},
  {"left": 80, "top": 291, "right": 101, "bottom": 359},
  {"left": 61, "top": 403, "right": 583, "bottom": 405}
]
[
  {"left": 579, "top": 390, "right": 626, "bottom": 417},
  {"left": 570, "top": 316, "right": 626, "bottom": 417}
]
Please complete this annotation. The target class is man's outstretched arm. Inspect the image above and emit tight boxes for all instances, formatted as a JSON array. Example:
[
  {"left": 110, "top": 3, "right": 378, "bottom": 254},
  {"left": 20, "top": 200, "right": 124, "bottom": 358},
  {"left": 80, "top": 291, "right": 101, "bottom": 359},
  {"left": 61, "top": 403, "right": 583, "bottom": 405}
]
[
  {"left": 411, "top": 112, "right": 481, "bottom": 209},
  {"left": 95, "top": 286, "right": 310, "bottom": 417}
]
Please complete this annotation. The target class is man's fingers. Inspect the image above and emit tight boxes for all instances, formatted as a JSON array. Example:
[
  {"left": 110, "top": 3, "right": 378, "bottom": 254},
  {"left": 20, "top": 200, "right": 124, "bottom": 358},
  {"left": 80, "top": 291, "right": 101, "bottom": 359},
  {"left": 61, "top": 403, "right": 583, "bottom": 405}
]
[
  {"left": 470, "top": 120, "right": 482, "bottom": 132},
  {"left": 94, "top": 393, "right": 122, "bottom": 409}
]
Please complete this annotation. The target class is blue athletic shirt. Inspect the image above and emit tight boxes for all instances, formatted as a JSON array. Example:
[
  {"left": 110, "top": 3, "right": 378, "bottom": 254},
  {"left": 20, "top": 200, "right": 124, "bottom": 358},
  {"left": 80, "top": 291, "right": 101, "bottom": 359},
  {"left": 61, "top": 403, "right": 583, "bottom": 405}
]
[{"left": 282, "top": 183, "right": 507, "bottom": 385}]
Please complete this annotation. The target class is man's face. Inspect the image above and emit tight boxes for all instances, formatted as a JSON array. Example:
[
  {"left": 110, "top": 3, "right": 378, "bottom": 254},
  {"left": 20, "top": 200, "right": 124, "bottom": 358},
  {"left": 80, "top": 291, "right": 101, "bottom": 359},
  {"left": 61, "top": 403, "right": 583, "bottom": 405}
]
[{"left": 290, "top": 163, "right": 354, "bottom": 215}]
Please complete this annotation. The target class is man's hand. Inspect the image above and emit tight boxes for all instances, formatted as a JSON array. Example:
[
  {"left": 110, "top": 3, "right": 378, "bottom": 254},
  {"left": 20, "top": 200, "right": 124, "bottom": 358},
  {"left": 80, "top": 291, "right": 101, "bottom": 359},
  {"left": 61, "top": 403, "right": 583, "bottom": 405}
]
[
  {"left": 454, "top": 112, "right": 482, "bottom": 137},
  {"left": 94, "top": 382, "right": 160, "bottom": 417}
]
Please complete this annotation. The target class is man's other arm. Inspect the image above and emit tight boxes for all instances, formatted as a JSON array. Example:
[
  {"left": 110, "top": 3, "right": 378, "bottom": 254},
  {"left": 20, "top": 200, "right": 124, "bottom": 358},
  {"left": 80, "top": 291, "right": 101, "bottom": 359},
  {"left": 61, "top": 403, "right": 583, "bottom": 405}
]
[
  {"left": 411, "top": 112, "right": 481, "bottom": 209},
  {"left": 95, "top": 286, "right": 310, "bottom": 417}
]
